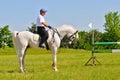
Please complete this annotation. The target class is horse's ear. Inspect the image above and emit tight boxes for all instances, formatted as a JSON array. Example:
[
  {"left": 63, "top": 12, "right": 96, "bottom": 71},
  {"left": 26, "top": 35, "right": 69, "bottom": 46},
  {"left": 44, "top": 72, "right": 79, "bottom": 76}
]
[{"left": 75, "top": 30, "right": 79, "bottom": 39}]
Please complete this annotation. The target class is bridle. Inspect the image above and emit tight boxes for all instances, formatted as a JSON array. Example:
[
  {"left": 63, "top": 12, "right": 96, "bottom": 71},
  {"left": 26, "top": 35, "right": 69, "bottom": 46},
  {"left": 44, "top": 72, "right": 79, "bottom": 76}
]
[
  {"left": 50, "top": 28, "right": 78, "bottom": 42},
  {"left": 66, "top": 30, "right": 78, "bottom": 42}
]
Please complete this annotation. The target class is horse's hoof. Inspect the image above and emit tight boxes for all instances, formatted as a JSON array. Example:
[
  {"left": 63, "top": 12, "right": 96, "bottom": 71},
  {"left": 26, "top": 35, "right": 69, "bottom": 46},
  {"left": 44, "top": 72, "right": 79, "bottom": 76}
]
[
  {"left": 55, "top": 69, "right": 58, "bottom": 72},
  {"left": 19, "top": 70, "right": 24, "bottom": 73},
  {"left": 53, "top": 68, "right": 58, "bottom": 72},
  {"left": 19, "top": 69, "right": 25, "bottom": 73}
]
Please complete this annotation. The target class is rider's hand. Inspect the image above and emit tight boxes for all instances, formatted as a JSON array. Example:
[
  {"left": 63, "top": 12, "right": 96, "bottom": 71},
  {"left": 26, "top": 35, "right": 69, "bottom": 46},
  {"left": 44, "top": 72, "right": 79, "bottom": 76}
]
[{"left": 48, "top": 26, "right": 52, "bottom": 29}]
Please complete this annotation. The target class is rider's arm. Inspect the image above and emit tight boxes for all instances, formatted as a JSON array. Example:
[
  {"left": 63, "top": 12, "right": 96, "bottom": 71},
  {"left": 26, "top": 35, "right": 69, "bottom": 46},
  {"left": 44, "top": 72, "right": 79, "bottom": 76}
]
[
  {"left": 41, "top": 22, "right": 49, "bottom": 27},
  {"left": 41, "top": 22, "right": 52, "bottom": 29}
]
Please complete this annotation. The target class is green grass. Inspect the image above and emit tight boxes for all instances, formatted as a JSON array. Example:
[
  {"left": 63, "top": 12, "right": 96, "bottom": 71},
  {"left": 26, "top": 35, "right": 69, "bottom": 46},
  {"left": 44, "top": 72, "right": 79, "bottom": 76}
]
[{"left": 0, "top": 48, "right": 120, "bottom": 80}]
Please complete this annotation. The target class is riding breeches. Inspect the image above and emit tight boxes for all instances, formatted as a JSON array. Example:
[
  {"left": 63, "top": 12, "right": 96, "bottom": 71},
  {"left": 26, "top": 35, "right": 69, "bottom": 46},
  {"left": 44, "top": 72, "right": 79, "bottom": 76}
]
[{"left": 37, "top": 27, "right": 48, "bottom": 44}]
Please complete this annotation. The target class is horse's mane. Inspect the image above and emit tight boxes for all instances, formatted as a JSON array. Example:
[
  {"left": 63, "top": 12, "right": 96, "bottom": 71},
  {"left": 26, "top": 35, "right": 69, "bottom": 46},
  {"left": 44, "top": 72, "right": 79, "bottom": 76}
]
[
  {"left": 57, "top": 24, "right": 74, "bottom": 29},
  {"left": 57, "top": 24, "right": 76, "bottom": 32}
]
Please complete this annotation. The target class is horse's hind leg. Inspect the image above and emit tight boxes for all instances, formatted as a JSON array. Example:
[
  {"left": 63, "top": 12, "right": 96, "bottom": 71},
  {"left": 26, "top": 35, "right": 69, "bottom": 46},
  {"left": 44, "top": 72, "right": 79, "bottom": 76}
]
[
  {"left": 18, "top": 46, "right": 27, "bottom": 73},
  {"left": 22, "top": 46, "right": 28, "bottom": 71}
]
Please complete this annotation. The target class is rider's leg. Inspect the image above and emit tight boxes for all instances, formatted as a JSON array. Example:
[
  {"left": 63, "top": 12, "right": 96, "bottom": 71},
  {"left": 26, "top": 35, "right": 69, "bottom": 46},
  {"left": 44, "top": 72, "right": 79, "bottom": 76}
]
[
  {"left": 37, "top": 27, "right": 48, "bottom": 48},
  {"left": 39, "top": 29, "right": 48, "bottom": 47}
]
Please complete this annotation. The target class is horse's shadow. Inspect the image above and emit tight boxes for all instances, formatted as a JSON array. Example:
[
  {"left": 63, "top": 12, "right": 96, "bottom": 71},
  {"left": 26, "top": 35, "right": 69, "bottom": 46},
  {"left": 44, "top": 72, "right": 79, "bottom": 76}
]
[
  {"left": 0, "top": 70, "right": 21, "bottom": 73},
  {"left": 7, "top": 70, "right": 16, "bottom": 73}
]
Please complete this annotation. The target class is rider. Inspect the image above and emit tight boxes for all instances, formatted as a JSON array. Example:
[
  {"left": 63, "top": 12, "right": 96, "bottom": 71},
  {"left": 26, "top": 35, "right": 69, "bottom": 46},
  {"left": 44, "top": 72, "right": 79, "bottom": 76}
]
[{"left": 36, "top": 8, "right": 52, "bottom": 48}]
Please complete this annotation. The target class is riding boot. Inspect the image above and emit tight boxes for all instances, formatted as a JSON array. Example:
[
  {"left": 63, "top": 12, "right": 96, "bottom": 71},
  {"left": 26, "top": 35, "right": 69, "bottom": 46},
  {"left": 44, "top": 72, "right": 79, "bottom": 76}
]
[
  {"left": 45, "top": 41, "right": 49, "bottom": 50},
  {"left": 39, "top": 38, "right": 45, "bottom": 48}
]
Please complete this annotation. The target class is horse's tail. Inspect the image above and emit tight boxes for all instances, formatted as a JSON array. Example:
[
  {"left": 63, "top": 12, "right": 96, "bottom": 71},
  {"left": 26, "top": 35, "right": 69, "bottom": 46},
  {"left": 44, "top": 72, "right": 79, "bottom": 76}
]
[
  {"left": 12, "top": 31, "right": 19, "bottom": 42},
  {"left": 12, "top": 31, "right": 19, "bottom": 53},
  {"left": 12, "top": 31, "right": 19, "bottom": 38}
]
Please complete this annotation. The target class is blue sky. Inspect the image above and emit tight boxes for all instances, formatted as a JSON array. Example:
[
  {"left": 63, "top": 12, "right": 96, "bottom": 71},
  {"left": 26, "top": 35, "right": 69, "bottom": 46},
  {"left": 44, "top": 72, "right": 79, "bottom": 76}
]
[{"left": 0, "top": 0, "right": 120, "bottom": 32}]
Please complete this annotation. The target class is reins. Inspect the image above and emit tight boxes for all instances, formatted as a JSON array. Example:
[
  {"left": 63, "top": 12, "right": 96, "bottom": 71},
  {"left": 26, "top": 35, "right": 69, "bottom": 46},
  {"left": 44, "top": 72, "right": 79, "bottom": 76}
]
[{"left": 66, "top": 30, "right": 78, "bottom": 42}]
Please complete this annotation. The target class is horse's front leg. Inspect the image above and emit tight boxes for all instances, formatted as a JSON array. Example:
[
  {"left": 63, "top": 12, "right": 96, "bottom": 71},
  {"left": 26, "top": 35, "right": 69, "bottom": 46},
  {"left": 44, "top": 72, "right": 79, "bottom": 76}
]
[{"left": 52, "top": 47, "right": 58, "bottom": 71}]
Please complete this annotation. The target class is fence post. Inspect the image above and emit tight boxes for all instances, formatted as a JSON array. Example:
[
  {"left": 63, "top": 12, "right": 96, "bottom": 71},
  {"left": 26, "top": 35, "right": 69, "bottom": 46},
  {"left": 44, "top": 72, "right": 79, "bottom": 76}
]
[
  {"left": 92, "top": 29, "right": 94, "bottom": 57},
  {"left": 85, "top": 29, "right": 101, "bottom": 66}
]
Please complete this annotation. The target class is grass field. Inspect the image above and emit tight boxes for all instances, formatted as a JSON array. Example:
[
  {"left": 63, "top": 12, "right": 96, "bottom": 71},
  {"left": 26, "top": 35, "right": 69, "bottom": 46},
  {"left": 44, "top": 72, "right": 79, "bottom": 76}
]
[{"left": 0, "top": 47, "right": 120, "bottom": 80}]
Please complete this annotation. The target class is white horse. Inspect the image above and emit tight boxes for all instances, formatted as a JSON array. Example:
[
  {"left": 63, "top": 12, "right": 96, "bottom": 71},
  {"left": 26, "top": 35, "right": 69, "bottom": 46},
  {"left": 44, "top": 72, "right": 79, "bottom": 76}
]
[{"left": 12, "top": 24, "right": 79, "bottom": 72}]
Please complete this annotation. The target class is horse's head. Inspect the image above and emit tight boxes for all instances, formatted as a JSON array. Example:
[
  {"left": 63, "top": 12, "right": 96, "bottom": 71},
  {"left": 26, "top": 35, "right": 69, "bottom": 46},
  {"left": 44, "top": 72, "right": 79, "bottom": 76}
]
[
  {"left": 57, "top": 24, "right": 79, "bottom": 44},
  {"left": 66, "top": 30, "right": 79, "bottom": 44}
]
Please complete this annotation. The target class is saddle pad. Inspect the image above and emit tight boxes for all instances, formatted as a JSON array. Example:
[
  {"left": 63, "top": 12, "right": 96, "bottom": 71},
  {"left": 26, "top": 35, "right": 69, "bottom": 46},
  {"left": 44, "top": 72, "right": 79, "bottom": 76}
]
[{"left": 33, "top": 34, "right": 40, "bottom": 41}]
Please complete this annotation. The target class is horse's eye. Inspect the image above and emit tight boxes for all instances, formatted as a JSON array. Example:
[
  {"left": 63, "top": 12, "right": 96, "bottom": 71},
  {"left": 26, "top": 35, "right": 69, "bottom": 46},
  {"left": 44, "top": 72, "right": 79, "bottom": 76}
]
[{"left": 72, "top": 36, "right": 75, "bottom": 39}]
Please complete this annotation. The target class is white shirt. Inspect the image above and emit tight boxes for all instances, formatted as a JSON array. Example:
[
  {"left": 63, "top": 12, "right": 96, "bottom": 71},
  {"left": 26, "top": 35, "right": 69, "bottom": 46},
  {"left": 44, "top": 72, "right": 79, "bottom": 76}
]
[{"left": 36, "top": 15, "right": 45, "bottom": 27}]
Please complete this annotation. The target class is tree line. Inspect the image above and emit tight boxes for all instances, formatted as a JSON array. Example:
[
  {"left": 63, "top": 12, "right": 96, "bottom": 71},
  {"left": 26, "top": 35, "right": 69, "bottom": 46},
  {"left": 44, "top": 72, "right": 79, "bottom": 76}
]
[{"left": 1, "top": 11, "right": 120, "bottom": 50}]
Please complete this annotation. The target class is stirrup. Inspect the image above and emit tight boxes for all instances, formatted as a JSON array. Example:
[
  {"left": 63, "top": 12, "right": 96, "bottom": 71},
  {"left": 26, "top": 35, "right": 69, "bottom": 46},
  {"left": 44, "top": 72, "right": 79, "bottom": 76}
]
[{"left": 39, "top": 44, "right": 45, "bottom": 48}]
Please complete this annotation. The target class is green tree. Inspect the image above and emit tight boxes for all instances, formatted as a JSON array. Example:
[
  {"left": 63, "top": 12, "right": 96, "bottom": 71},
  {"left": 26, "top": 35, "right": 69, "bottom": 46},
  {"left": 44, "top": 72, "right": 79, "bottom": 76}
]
[
  {"left": 69, "top": 38, "right": 81, "bottom": 49},
  {"left": 27, "top": 23, "right": 37, "bottom": 33},
  {"left": 102, "top": 11, "right": 120, "bottom": 49},
  {"left": 0, "top": 25, "right": 13, "bottom": 49},
  {"left": 104, "top": 11, "right": 120, "bottom": 41},
  {"left": 77, "top": 31, "right": 88, "bottom": 49}
]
